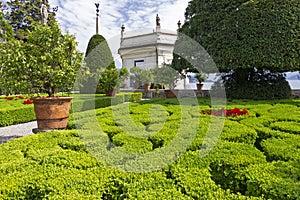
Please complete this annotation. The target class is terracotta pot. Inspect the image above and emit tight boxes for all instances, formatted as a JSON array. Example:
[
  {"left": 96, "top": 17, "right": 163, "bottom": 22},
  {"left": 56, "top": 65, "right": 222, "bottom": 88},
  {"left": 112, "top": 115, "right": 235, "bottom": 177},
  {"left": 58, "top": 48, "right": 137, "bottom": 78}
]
[
  {"left": 32, "top": 96, "right": 73, "bottom": 131},
  {"left": 165, "top": 90, "right": 176, "bottom": 98},
  {"left": 106, "top": 89, "right": 116, "bottom": 96},
  {"left": 144, "top": 83, "right": 151, "bottom": 90},
  {"left": 196, "top": 83, "right": 204, "bottom": 90}
]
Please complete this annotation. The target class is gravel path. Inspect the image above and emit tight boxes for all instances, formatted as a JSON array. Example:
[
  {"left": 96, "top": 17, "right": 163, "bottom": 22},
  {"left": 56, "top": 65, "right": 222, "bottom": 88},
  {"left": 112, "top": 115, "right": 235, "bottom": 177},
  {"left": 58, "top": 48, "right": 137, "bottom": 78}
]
[{"left": 0, "top": 121, "right": 37, "bottom": 144}]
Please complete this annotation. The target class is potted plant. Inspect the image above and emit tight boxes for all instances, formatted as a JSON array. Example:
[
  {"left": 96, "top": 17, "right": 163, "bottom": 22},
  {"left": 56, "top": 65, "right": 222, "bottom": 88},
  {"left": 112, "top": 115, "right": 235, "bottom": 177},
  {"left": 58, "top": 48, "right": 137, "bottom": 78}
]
[
  {"left": 97, "top": 67, "right": 119, "bottom": 96},
  {"left": 130, "top": 66, "right": 154, "bottom": 90},
  {"left": 1, "top": 23, "right": 82, "bottom": 132},
  {"left": 117, "top": 67, "right": 130, "bottom": 90},
  {"left": 152, "top": 64, "right": 181, "bottom": 98},
  {"left": 195, "top": 72, "right": 207, "bottom": 90}
]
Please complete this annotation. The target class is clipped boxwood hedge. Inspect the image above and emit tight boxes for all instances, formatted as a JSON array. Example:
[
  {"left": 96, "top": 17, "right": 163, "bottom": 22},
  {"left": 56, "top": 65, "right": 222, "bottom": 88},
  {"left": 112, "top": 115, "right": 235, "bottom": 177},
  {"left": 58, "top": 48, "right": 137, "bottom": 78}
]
[
  {"left": 261, "top": 134, "right": 300, "bottom": 162},
  {"left": 0, "top": 106, "right": 36, "bottom": 127},
  {"left": 0, "top": 98, "right": 300, "bottom": 199},
  {"left": 243, "top": 161, "right": 300, "bottom": 199},
  {"left": 0, "top": 92, "right": 142, "bottom": 127},
  {"left": 207, "top": 142, "right": 266, "bottom": 195},
  {"left": 221, "top": 121, "right": 258, "bottom": 144}
]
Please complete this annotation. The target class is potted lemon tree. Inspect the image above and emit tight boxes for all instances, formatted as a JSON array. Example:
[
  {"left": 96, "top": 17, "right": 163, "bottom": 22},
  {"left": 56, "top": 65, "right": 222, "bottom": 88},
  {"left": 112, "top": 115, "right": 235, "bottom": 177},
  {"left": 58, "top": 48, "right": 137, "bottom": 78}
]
[
  {"left": 130, "top": 66, "right": 154, "bottom": 90},
  {"left": 195, "top": 72, "right": 207, "bottom": 90},
  {"left": 1, "top": 22, "right": 82, "bottom": 132},
  {"left": 152, "top": 64, "right": 181, "bottom": 98}
]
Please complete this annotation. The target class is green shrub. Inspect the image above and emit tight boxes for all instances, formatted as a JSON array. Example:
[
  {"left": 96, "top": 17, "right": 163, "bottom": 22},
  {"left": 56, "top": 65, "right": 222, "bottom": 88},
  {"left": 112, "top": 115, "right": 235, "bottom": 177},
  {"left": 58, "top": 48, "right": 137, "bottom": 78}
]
[
  {"left": 1, "top": 99, "right": 300, "bottom": 199},
  {"left": 169, "top": 151, "right": 263, "bottom": 200},
  {"left": 109, "top": 172, "right": 190, "bottom": 199},
  {"left": 243, "top": 161, "right": 300, "bottom": 199},
  {"left": 269, "top": 121, "right": 300, "bottom": 135},
  {"left": 71, "top": 95, "right": 124, "bottom": 112},
  {"left": 112, "top": 132, "right": 153, "bottom": 154},
  {"left": 123, "top": 92, "right": 142, "bottom": 102},
  {"left": 221, "top": 121, "right": 258, "bottom": 144},
  {"left": 223, "top": 71, "right": 291, "bottom": 100},
  {"left": 261, "top": 135, "right": 300, "bottom": 162},
  {"left": 207, "top": 142, "right": 266, "bottom": 194},
  {"left": 0, "top": 106, "right": 35, "bottom": 127}
]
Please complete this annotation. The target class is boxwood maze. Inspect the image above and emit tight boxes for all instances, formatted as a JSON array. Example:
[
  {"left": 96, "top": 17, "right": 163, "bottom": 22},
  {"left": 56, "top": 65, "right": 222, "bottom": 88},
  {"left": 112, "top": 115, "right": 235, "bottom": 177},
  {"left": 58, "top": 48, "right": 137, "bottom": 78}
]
[{"left": 0, "top": 98, "right": 299, "bottom": 199}]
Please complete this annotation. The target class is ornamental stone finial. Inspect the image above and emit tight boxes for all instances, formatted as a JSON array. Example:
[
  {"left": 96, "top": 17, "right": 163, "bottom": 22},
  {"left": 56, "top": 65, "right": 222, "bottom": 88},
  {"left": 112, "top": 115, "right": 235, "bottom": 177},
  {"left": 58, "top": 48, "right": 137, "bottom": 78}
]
[{"left": 95, "top": 2, "right": 100, "bottom": 34}]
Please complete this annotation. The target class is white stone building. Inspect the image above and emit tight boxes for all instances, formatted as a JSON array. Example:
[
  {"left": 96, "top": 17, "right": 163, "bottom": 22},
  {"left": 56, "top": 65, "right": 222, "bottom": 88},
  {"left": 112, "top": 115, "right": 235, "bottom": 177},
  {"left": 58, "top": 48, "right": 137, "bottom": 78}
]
[{"left": 118, "top": 15, "right": 182, "bottom": 88}]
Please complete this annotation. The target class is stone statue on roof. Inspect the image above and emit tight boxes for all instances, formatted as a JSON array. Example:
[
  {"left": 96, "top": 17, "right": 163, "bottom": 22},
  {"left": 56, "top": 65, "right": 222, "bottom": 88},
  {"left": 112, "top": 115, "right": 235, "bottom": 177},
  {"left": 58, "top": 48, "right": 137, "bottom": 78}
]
[
  {"left": 156, "top": 14, "right": 160, "bottom": 27},
  {"left": 41, "top": 0, "right": 48, "bottom": 25}
]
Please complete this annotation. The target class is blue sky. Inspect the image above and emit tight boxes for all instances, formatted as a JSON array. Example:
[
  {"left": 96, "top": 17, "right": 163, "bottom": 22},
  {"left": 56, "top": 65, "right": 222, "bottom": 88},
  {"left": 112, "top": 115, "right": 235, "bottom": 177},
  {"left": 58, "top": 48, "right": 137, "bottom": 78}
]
[
  {"left": 2, "top": 0, "right": 189, "bottom": 53},
  {"left": 47, "top": 0, "right": 190, "bottom": 53}
]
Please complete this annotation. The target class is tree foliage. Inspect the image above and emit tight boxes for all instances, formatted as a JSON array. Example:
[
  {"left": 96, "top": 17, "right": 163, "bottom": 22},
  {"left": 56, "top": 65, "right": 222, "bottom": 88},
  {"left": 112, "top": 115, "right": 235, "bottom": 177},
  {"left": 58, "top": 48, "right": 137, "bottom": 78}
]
[
  {"left": 152, "top": 64, "right": 181, "bottom": 89},
  {"left": 0, "top": 8, "right": 13, "bottom": 41},
  {"left": 177, "top": 0, "right": 299, "bottom": 99},
  {"left": 5, "top": 0, "right": 56, "bottom": 39},
  {"left": 1, "top": 22, "right": 83, "bottom": 96},
  {"left": 180, "top": 0, "right": 299, "bottom": 72},
  {"left": 130, "top": 66, "right": 154, "bottom": 89}
]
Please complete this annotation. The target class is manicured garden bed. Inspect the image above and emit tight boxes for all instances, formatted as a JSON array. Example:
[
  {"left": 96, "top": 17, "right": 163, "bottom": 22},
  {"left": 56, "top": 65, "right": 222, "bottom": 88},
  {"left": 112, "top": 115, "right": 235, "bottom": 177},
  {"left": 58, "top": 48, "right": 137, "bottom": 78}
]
[
  {"left": 0, "top": 93, "right": 142, "bottom": 127},
  {"left": 0, "top": 98, "right": 299, "bottom": 199}
]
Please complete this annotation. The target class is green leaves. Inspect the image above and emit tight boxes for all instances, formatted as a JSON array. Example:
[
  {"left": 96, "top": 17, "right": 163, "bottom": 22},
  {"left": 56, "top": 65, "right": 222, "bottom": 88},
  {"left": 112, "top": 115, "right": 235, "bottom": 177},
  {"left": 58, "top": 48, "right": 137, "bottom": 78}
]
[
  {"left": 1, "top": 22, "right": 83, "bottom": 96},
  {"left": 180, "top": 0, "right": 300, "bottom": 72}
]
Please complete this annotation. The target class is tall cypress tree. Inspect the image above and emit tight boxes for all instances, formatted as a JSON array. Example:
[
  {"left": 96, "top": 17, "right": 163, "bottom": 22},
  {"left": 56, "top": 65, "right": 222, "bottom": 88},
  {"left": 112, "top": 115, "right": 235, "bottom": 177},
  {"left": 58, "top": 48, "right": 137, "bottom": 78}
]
[{"left": 81, "top": 34, "right": 118, "bottom": 94}]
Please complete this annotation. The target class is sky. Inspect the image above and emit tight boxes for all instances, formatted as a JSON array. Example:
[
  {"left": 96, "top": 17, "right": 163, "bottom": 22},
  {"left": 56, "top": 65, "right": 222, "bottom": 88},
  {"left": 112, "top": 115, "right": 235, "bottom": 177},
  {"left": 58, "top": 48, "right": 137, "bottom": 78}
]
[
  {"left": 46, "top": 0, "right": 190, "bottom": 55},
  {"left": 2, "top": 0, "right": 189, "bottom": 64}
]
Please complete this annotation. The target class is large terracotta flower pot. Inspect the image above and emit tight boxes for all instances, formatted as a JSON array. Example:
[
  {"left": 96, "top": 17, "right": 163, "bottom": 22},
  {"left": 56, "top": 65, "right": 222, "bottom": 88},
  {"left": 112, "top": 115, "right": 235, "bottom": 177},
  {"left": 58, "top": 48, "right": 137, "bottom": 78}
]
[
  {"left": 144, "top": 83, "right": 151, "bottom": 90},
  {"left": 106, "top": 89, "right": 116, "bottom": 96},
  {"left": 164, "top": 90, "right": 176, "bottom": 98},
  {"left": 32, "top": 96, "right": 73, "bottom": 131},
  {"left": 196, "top": 83, "right": 204, "bottom": 90}
]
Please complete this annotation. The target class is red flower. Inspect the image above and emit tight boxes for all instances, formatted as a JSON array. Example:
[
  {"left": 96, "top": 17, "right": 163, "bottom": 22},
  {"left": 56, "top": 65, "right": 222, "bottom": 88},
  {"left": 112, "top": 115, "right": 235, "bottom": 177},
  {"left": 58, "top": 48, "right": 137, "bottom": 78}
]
[
  {"left": 241, "top": 109, "right": 249, "bottom": 115},
  {"left": 200, "top": 107, "right": 249, "bottom": 118},
  {"left": 24, "top": 99, "right": 33, "bottom": 104}
]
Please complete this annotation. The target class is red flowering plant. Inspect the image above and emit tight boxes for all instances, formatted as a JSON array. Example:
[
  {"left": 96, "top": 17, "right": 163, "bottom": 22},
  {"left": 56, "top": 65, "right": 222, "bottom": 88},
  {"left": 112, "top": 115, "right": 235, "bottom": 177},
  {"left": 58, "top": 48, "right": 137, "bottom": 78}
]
[
  {"left": 201, "top": 107, "right": 248, "bottom": 117},
  {"left": 5, "top": 97, "right": 14, "bottom": 100},
  {"left": 23, "top": 99, "right": 33, "bottom": 105}
]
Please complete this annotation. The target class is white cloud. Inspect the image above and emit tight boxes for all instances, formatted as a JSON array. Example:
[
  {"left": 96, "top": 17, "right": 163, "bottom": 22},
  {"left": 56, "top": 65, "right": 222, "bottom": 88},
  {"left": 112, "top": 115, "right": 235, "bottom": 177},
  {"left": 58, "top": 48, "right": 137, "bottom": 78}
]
[{"left": 48, "top": 0, "right": 189, "bottom": 53}]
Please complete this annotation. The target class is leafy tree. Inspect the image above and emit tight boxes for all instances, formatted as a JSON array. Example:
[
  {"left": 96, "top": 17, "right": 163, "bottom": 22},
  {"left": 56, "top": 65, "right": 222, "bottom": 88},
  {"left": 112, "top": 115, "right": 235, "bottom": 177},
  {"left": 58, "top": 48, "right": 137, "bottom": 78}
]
[
  {"left": 118, "top": 67, "right": 129, "bottom": 89},
  {"left": 1, "top": 22, "right": 83, "bottom": 96},
  {"left": 0, "top": 9, "right": 14, "bottom": 94},
  {"left": 97, "top": 67, "right": 119, "bottom": 94},
  {"left": 0, "top": 7, "right": 13, "bottom": 41},
  {"left": 175, "top": 0, "right": 299, "bottom": 99},
  {"left": 130, "top": 66, "right": 154, "bottom": 89},
  {"left": 5, "top": 0, "right": 56, "bottom": 39},
  {"left": 152, "top": 64, "right": 181, "bottom": 89}
]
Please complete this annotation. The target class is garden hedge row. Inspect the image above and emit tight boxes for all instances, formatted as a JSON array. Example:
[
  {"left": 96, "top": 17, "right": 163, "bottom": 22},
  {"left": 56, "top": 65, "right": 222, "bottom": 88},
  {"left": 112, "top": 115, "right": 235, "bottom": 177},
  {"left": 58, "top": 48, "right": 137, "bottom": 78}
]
[
  {"left": 0, "top": 99, "right": 299, "bottom": 199},
  {"left": 0, "top": 92, "right": 142, "bottom": 127},
  {"left": 0, "top": 106, "right": 35, "bottom": 127}
]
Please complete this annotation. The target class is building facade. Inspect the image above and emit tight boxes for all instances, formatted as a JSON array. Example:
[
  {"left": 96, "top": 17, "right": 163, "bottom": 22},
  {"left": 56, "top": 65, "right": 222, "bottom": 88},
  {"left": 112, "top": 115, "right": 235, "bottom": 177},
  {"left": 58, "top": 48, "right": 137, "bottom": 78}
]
[{"left": 118, "top": 15, "right": 181, "bottom": 88}]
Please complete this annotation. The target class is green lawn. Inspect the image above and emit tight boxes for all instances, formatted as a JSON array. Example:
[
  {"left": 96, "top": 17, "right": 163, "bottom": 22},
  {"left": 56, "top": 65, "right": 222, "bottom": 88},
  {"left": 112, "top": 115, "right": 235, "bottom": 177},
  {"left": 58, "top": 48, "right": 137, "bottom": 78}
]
[{"left": 0, "top": 98, "right": 299, "bottom": 199}]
